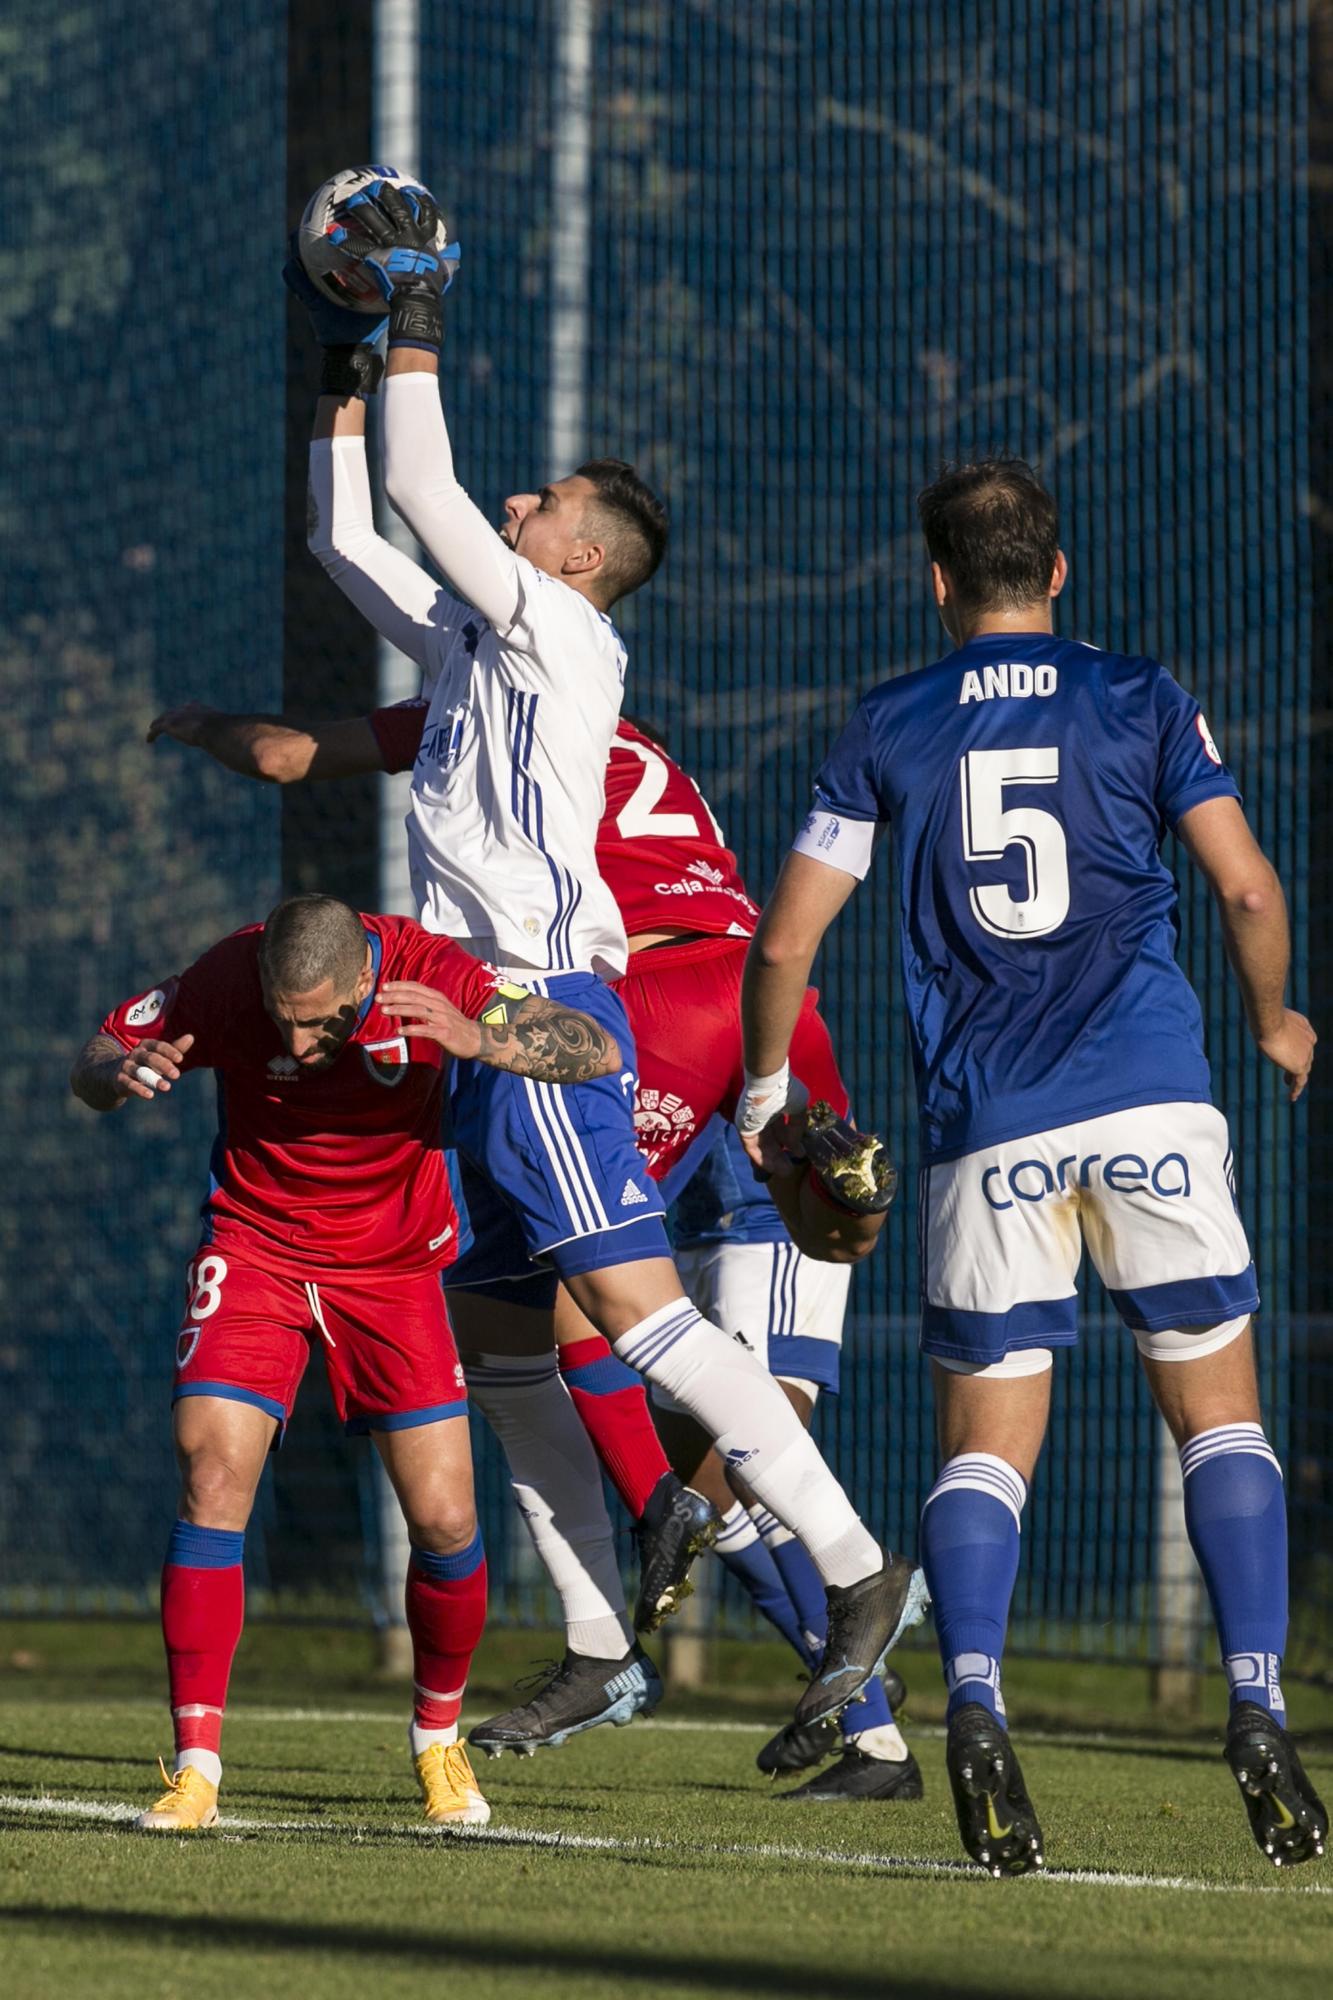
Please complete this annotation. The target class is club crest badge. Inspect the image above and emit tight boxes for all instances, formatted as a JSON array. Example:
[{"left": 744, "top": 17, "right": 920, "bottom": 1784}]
[{"left": 361, "top": 1036, "right": 410, "bottom": 1086}]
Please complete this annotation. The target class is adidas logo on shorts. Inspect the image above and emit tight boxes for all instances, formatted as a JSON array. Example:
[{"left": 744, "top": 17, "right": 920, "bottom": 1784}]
[{"left": 620, "top": 1179, "right": 648, "bottom": 1207}]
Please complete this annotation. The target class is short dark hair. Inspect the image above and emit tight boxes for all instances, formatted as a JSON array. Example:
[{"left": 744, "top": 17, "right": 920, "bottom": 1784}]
[
  {"left": 575, "top": 458, "right": 668, "bottom": 605},
  {"left": 259, "top": 894, "right": 366, "bottom": 995},
  {"left": 916, "top": 459, "right": 1059, "bottom": 614}
]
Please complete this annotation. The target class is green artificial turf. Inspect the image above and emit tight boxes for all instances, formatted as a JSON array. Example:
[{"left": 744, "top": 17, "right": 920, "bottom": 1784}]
[{"left": 1, "top": 1624, "right": 1330, "bottom": 2000}]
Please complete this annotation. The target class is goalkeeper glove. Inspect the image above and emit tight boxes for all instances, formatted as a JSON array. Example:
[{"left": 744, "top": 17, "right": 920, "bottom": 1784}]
[
  {"left": 329, "top": 181, "right": 460, "bottom": 351},
  {"left": 282, "top": 243, "right": 386, "bottom": 398}
]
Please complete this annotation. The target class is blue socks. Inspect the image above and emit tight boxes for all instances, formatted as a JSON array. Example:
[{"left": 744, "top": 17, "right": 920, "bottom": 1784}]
[
  {"left": 714, "top": 1503, "right": 897, "bottom": 1740},
  {"left": 759, "top": 1513, "right": 827, "bottom": 1665},
  {"left": 918, "top": 1424, "right": 1289, "bottom": 1732},
  {"left": 921, "top": 1454, "right": 1027, "bottom": 1725},
  {"left": 1180, "top": 1423, "right": 1288, "bottom": 1723},
  {"left": 713, "top": 1504, "right": 808, "bottom": 1658}
]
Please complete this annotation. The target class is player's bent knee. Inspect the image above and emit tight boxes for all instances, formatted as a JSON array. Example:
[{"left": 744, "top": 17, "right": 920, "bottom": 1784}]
[
  {"left": 402, "top": 1495, "right": 478, "bottom": 1556},
  {"left": 934, "top": 1347, "right": 1054, "bottom": 1381},
  {"left": 1133, "top": 1314, "right": 1249, "bottom": 1363},
  {"left": 178, "top": 1454, "right": 260, "bottom": 1527}
]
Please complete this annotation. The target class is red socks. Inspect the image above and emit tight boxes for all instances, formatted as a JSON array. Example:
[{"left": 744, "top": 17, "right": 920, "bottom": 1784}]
[
  {"left": 407, "top": 1531, "right": 488, "bottom": 1732},
  {"left": 558, "top": 1333, "right": 672, "bottom": 1519},
  {"left": 161, "top": 1521, "right": 246, "bottom": 1760}
]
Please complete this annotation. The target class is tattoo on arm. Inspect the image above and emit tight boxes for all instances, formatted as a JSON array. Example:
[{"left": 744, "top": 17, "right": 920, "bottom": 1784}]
[
  {"left": 476, "top": 996, "right": 619, "bottom": 1083},
  {"left": 70, "top": 1033, "right": 132, "bottom": 1111}
]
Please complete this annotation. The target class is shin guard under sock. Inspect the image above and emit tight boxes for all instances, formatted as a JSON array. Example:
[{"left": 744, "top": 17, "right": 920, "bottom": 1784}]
[{"left": 465, "top": 1351, "right": 632, "bottom": 1658}]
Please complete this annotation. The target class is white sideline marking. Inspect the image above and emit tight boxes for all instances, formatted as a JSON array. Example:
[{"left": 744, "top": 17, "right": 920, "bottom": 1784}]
[
  {"left": 176, "top": 1712, "right": 1333, "bottom": 1765},
  {"left": 5, "top": 1704, "right": 1328, "bottom": 1766},
  {"left": 0, "top": 1791, "right": 1327, "bottom": 1897},
  {"left": 235, "top": 1710, "right": 766, "bottom": 1731},
  {"left": 27, "top": 1704, "right": 1236, "bottom": 1756}
]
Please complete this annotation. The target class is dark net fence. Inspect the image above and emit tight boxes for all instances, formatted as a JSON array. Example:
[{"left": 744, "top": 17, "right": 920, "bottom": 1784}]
[{"left": 2, "top": 1, "right": 1327, "bottom": 1688}]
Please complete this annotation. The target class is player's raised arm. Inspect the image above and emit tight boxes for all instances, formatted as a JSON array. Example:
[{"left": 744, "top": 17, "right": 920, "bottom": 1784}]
[
  {"left": 72, "top": 962, "right": 216, "bottom": 1112},
  {"left": 380, "top": 357, "right": 527, "bottom": 637},
  {"left": 738, "top": 852, "right": 860, "bottom": 1150},
  {"left": 147, "top": 705, "right": 391, "bottom": 784},
  {"left": 284, "top": 226, "right": 472, "bottom": 667},
  {"left": 1176, "top": 793, "right": 1316, "bottom": 1101},
  {"left": 311, "top": 182, "right": 528, "bottom": 636},
  {"left": 378, "top": 980, "right": 621, "bottom": 1085}
]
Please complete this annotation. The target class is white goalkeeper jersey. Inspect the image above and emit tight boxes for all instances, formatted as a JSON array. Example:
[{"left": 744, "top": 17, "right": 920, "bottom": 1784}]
[
  {"left": 407, "top": 569, "right": 628, "bottom": 975},
  {"left": 308, "top": 379, "right": 630, "bottom": 978}
]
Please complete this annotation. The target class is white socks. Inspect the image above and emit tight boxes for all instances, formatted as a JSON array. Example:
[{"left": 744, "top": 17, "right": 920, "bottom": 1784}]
[
  {"left": 751, "top": 1505, "right": 795, "bottom": 1552},
  {"left": 614, "top": 1303, "right": 881, "bottom": 1587},
  {"left": 847, "top": 1720, "right": 911, "bottom": 1762},
  {"left": 409, "top": 1720, "right": 459, "bottom": 1757},
  {"left": 175, "top": 1748, "right": 222, "bottom": 1786},
  {"left": 714, "top": 1500, "right": 761, "bottom": 1555},
  {"left": 464, "top": 1352, "right": 633, "bottom": 1660}
]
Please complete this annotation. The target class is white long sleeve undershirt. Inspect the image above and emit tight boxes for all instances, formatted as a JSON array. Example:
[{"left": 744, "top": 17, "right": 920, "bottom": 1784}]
[
  {"left": 306, "top": 435, "right": 454, "bottom": 670},
  {"left": 382, "top": 373, "right": 531, "bottom": 640},
  {"left": 307, "top": 376, "right": 548, "bottom": 659}
]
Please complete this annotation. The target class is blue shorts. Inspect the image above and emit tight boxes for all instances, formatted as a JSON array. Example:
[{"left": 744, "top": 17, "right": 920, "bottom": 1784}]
[{"left": 444, "top": 973, "right": 670, "bottom": 1298}]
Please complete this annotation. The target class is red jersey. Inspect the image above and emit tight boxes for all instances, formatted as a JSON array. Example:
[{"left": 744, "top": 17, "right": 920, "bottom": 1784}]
[
  {"left": 100, "top": 914, "right": 501, "bottom": 1280},
  {"left": 371, "top": 706, "right": 761, "bottom": 941},
  {"left": 597, "top": 720, "right": 760, "bottom": 938}
]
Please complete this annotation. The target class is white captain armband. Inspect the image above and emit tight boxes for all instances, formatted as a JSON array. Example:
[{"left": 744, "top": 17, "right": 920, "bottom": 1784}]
[{"left": 791, "top": 808, "right": 878, "bottom": 880}]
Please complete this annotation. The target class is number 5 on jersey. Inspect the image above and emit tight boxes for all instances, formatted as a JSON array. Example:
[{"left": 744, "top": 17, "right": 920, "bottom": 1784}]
[{"left": 960, "top": 747, "right": 1070, "bottom": 939}]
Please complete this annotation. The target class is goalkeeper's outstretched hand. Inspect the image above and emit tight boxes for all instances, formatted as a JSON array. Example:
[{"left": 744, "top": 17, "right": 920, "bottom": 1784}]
[
  {"left": 330, "top": 181, "right": 459, "bottom": 350},
  {"left": 282, "top": 239, "right": 387, "bottom": 349}
]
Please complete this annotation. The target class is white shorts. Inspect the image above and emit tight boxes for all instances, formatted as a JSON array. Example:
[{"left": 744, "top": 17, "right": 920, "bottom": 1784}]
[
  {"left": 668, "top": 1239, "right": 853, "bottom": 1399},
  {"left": 920, "top": 1101, "right": 1258, "bottom": 1368}
]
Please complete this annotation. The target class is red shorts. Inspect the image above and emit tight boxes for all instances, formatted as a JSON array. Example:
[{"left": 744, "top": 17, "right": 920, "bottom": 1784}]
[
  {"left": 171, "top": 1248, "right": 467, "bottom": 1438},
  {"left": 613, "top": 936, "right": 848, "bottom": 1187}
]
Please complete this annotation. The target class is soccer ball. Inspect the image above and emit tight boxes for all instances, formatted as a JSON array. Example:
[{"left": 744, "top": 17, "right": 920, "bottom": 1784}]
[{"left": 297, "top": 165, "right": 451, "bottom": 313}]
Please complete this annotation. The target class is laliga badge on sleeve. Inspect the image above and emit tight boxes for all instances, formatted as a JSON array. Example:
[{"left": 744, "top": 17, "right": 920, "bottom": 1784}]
[
  {"left": 1196, "top": 712, "right": 1223, "bottom": 766},
  {"left": 125, "top": 988, "right": 167, "bottom": 1029}
]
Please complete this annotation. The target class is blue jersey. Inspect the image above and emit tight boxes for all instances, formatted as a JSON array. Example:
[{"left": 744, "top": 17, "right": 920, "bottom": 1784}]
[
  {"left": 671, "top": 1118, "right": 787, "bottom": 1248},
  {"left": 795, "top": 633, "right": 1240, "bottom": 1163}
]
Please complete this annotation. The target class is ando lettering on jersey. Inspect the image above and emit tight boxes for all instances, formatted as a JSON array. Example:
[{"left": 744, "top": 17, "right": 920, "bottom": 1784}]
[
  {"left": 959, "top": 662, "right": 1058, "bottom": 705},
  {"left": 981, "top": 1149, "right": 1192, "bottom": 1209}
]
